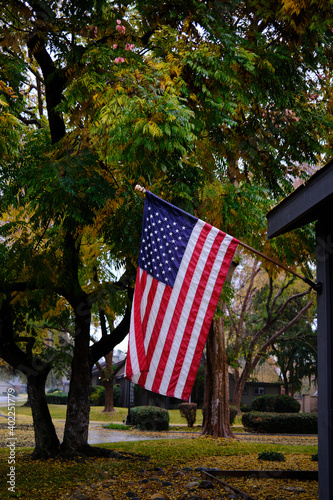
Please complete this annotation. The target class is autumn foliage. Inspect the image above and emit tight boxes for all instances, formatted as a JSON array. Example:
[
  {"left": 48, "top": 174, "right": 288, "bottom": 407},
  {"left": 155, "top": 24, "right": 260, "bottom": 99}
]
[{"left": 0, "top": 0, "right": 332, "bottom": 456}]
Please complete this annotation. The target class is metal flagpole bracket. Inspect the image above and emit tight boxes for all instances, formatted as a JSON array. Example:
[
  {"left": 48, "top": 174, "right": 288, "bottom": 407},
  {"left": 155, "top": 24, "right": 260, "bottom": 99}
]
[{"left": 303, "top": 277, "right": 323, "bottom": 294}]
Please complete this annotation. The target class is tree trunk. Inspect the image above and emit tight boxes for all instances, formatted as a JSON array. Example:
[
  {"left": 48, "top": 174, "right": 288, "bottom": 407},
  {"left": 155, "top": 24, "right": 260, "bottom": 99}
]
[
  {"left": 232, "top": 369, "right": 246, "bottom": 414},
  {"left": 201, "top": 318, "right": 235, "bottom": 438},
  {"left": 103, "top": 380, "right": 114, "bottom": 413},
  {"left": 27, "top": 371, "right": 60, "bottom": 459},
  {"left": 0, "top": 297, "right": 60, "bottom": 458},
  {"left": 61, "top": 301, "right": 92, "bottom": 455},
  {"left": 100, "top": 351, "right": 115, "bottom": 413}
]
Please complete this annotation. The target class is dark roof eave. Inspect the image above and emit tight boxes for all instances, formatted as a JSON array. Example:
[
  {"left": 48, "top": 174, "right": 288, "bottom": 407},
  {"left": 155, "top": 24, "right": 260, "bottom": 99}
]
[{"left": 267, "top": 159, "right": 333, "bottom": 238}]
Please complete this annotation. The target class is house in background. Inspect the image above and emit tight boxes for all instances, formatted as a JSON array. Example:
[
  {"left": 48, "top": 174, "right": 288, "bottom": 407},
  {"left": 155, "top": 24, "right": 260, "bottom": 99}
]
[
  {"left": 92, "top": 352, "right": 283, "bottom": 409},
  {"left": 93, "top": 358, "right": 186, "bottom": 409},
  {"left": 91, "top": 349, "right": 126, "bottom": 387},
  {"left": 229, "top": 359, "right": 282, "bottom": 409}
]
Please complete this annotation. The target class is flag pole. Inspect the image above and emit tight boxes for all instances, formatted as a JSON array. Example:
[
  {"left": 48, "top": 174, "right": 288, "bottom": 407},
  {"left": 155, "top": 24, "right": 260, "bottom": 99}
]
[
  {"left": 134, "top": 185, "right": 321, "bottom": 293},
  {"left": 237, "top": 240, "right": 320, "bottom": 292}
]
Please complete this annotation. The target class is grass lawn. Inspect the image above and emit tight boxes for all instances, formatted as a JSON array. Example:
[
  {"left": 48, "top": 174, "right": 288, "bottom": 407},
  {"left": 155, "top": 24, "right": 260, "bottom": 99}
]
[
  {"left": 0, "top": 435, "right": 318, "bottom": 500},
  {"left": 7, "top": 403, "right": 205, "bottom": 426},
  {"left": 0, "top": 403, "right": 318, "bottom": 500}
]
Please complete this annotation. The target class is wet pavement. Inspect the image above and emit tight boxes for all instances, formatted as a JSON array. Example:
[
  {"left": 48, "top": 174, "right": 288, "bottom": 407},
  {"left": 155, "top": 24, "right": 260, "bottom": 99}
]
[{"left": 87, "top": 423, "right": 197, "bottom": 444}]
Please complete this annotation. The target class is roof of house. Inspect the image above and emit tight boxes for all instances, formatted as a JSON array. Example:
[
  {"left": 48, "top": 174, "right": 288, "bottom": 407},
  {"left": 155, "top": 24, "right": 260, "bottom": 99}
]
[
  {"left": 248, "top": 360, "right": 281, "bottom": 384},
  {"left": 229, "top": 358, "right": 281, "bottom": 385}
]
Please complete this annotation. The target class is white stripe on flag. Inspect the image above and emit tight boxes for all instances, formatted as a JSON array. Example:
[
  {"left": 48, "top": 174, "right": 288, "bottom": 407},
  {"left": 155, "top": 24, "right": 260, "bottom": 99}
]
[
  {"left": 174, "top": 232, "right": 234, "bottom": 398},
  {"left": 142, "top": 219, "right": 205, "bottom": 393},
  {"left": 157, "top": 222, "right": 220, "bottom": 396}
]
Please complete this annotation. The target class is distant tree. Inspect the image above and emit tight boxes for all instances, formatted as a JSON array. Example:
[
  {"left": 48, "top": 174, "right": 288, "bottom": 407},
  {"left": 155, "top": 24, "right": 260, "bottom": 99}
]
[
  {"left": 93, "top": 310, "right": 126, "bottom": 413},
  {"left": 226, "top": 258, "right": 314, "bottom": 413},
  {"left": 270, "top": 309, "right": 317, "bottom": 397}
]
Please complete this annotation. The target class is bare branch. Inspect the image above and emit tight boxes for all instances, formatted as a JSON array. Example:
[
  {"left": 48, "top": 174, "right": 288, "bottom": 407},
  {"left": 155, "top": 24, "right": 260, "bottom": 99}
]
[
  {"left": 250, "top": 299, "right": 313, "bottom": 372},
  {"left": 270, "top": 288, "right": 312, "bottom": 325},
  {"left": 17, "top": 113, "right": 42, "bottom": 127},
  {"left": 270, "top": 276, "right": 295, "bottom": 312}
]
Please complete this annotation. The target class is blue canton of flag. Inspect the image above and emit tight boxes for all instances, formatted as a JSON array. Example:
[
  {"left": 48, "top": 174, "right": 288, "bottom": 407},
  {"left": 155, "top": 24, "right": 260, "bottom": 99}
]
[{"left": 138, "top": 195, "right": 197, "bottom": 286}]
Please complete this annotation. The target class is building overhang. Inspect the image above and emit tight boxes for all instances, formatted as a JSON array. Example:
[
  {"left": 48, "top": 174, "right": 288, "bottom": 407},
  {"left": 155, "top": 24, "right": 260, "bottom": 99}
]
[{"left": 267, "top": 159, "right": 333, "bottom": 238}]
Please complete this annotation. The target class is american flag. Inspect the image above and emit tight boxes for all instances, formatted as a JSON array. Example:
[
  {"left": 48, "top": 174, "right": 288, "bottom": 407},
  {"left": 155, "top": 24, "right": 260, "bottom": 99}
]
[{"left": 125, "top": 191, "right": 238, "bottom": 400}]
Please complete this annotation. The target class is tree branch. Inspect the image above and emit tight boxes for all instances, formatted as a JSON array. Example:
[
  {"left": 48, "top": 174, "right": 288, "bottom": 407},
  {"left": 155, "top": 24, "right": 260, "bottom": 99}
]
[
  {"left": 251, "top": 298, "right": 313, "bottom": 372},
  {"left": 18, "top": 113, "right": 42, "bottom": 127},
  {"left": 89, "top": 288, "right": 133, "bottom": 366},
  {"left": 26, "top": 30, "right": 66, "bottom": 144}
]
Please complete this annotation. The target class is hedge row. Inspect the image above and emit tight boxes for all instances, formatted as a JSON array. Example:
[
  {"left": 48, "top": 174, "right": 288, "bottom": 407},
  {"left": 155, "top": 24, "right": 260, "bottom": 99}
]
[
  {"left": 242, "top": 412, "right": 318, "bottom": 434},
  {"left": 45, "top": 386, "right": 120, "bottom": 406},
  {"left": 130, "top": 406, "right": 169, "bottom": 431},
  {"left": 251, "top": 394, "right": 301, "bottom": 413},
  {"left": 45, "top": 393, "right": 68, "bottom": 404}
]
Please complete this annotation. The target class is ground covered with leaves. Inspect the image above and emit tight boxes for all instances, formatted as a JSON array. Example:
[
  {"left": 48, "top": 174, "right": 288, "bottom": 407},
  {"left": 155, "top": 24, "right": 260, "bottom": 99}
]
[{"left": 0, "top": 420, "right": 318, "bottom": 500}]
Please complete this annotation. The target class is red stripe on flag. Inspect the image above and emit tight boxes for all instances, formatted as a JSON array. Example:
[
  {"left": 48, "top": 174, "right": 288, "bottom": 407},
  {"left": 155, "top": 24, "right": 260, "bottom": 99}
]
[
  {"left": 137, "top": 282, "right": 172, "bottom": 387},
  {"left": 133, "top": 268, "right": 148, "bottom": 373},
  {"left": 166, "top": 229, "right": 226, "bottom": 396},
  {"left": 150, "top": 224, "right": 211, "bottom": 394},
  {"left": 180, "top": 237, "right": 239, "bottom": 400},
  {"left": 125, "top": 341, "right": 133, "bottom": 379}
]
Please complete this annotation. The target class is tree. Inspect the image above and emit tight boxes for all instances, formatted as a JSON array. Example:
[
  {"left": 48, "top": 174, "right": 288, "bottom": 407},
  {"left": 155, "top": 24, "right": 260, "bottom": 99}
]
[
  {"left": 202, "top": 314, "right": 235, "bottom": 438},
  {"left": 62, "top": 1, "right": 332, "bottom": 438},
  {"left": 0, "top": 0, "right": 332, "bottom": 453},
  {"left": 269, "top": 304, "right": 317, "bottom": 397},
  {"left": 226, "top": 257, "right": 314, "bottom": 413},
  {"left": 95, "top": 351, "right": 125, "bottom": 413},
  {"left": 0, "top": 0, "right": 202, "bottom": 458}
]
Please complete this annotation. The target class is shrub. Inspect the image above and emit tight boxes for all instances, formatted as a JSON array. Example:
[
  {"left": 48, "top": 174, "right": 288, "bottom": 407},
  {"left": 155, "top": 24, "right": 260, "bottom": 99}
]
[
  {"left": 251, "top": 394, "right": 300, "bottom": 413},
  {"left": 179, "top": 403, "right": 197, "bottom": 427},
  {"left": 45, "top": 393, "right": 68, "bottom": 404},
  {"left": 258, "top": 451, "right": 285, "bottom": 462},
  {"left": 242, "top": 412, "right": 318, "bottom": 434},
  {"left": 130, "top": 406, "right": 169, "bottom": 431},
  {"left": 274, "top": 394, "right": 301, "bottom": 413},
  {"left": 240, "top": 403, "right": 252, "bottom": 413},
  {"left": 105, "top": 423, "right": 131, "bottom": 430},
  {"left": 229, "top": 405, "right": 238, "bottom": 425},
  {"left": 311, "top": 452, "right": 318, "bottom": 462},
  {"left": 90, "top": 385, "right": 105, "bottom": 406}
]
